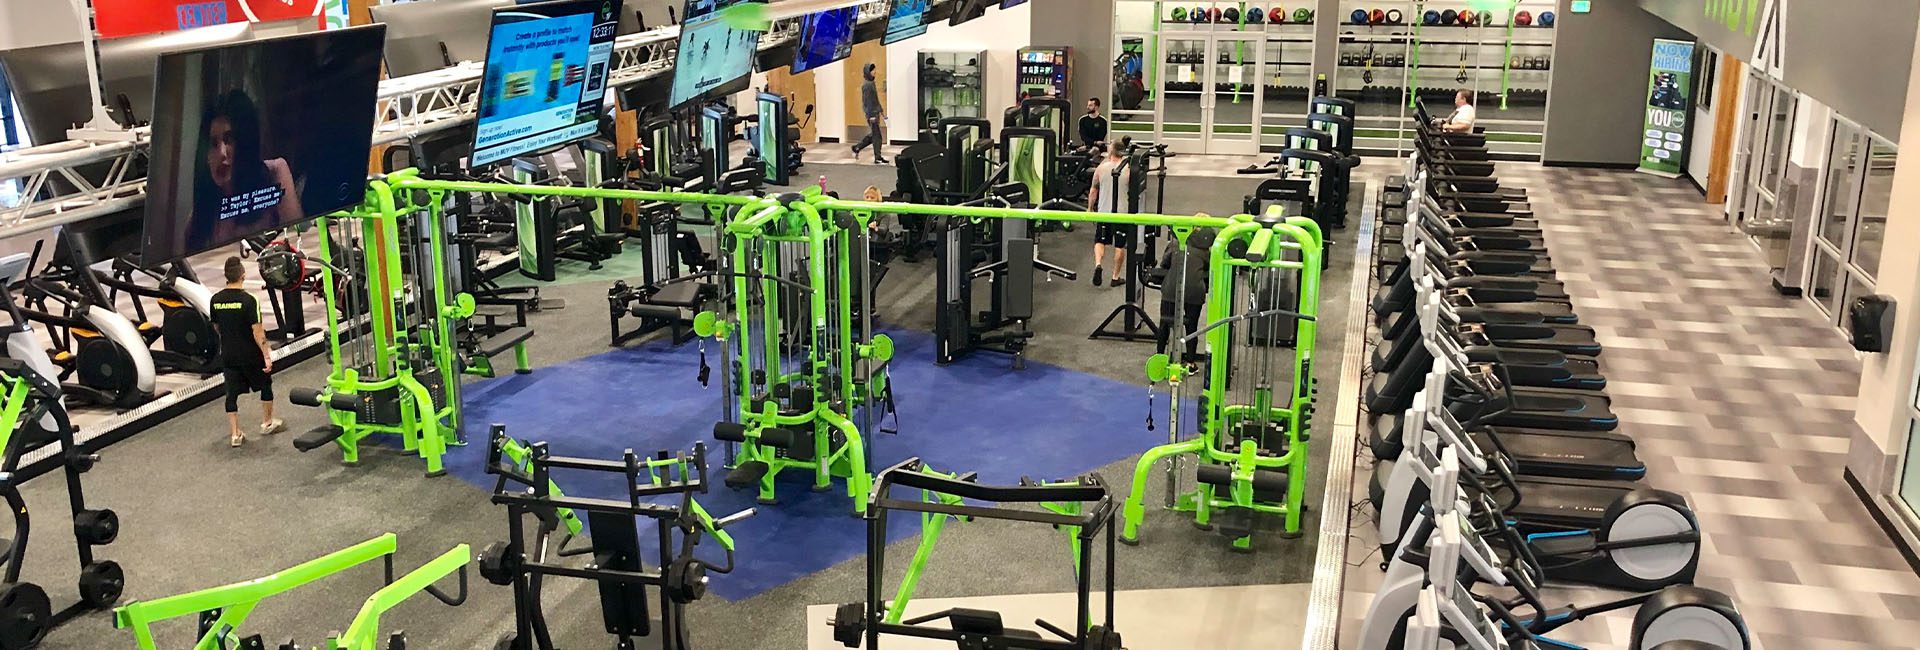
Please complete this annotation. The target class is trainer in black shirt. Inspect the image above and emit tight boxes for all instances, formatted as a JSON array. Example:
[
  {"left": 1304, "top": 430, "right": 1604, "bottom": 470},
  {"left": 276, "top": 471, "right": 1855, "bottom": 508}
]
[
  {"left": 1079, "top": 97, "right": 1109, "bottom": 148},
  {"left": 209, "top": 256, "right": 283, "bottom": 447}
]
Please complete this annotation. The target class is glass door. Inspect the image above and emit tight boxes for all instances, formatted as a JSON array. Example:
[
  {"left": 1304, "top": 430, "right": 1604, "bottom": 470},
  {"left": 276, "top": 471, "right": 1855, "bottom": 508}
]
[
  {"left": 1807, "top": 117, "right": 1894, "bottom": 322},
  {"left": 1733, "top": 76, "right": 1796, "bottom": 272},
  {"left": 1159, "top": 34, "right": 1209, "bottom": 152},
  {"left": 1208, "top": 34, "right": 1264, "bottom": 155}
]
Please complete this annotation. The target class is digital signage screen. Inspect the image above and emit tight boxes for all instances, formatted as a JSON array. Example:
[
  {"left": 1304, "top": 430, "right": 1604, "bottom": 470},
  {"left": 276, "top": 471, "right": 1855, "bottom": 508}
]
[
  {"left": 883, "top": 0, "right": 929, "bottom": 45},
  {"left": 141, "top": 26, "right": 386, "bottom": 263},
  {"left": 470, "top": 0, "right": 619, "bottom": 169},
  {"left": 791, "top": 7, "right": 855, "bottom": 74},
  {"left": 669, "top": 0, "right": 765, "bottom": 109}
]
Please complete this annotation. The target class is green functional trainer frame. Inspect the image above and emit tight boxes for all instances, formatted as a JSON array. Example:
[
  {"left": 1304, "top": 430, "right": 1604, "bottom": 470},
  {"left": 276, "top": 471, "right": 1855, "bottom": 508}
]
[
  {"left": 1122, "top": 210, "right": 1324, "bottom": 550},
  {"left": 293, "top": 172, "right": 483, "bottom": 476},
  {"left": 113, "top": 534, "right": 469, "bottom": 650},
  {"left": 329, "top": 173, "right": 1308, "bottom": 523}
]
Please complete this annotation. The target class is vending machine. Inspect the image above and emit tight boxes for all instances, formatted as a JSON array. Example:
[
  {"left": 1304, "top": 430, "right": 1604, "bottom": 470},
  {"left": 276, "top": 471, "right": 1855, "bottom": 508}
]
[{"left": 1016, "top": 46, "right": 1071, "bottom": 99}]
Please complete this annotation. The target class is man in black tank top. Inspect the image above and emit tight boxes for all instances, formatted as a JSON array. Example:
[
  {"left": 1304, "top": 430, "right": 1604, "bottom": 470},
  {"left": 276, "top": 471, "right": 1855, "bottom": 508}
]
[{"left": 209, "top": 256, "right": 282, "bottom": 447}]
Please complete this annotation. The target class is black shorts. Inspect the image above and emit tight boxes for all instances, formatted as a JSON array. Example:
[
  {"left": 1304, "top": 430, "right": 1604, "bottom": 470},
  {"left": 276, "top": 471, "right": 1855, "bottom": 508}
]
[
  {"left": 1095, "top": 223, "right": 1133, "bottom": 248},
  {"left": 222, "top": 365, "right": 274, "bottom": 412}
]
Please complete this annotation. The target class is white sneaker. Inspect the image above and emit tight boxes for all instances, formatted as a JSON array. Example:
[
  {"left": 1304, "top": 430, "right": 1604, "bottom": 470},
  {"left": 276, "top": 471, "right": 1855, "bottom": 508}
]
[{"left": 261, "top": 419, "right": 286, "bottom": 435}]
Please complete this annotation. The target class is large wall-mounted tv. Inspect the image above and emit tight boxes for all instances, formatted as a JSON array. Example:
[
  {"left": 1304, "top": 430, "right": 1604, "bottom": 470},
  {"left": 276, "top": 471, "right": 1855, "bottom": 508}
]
[
  {"left": 669, "top": 0, "right": 764, "bottom": 109},
  {"left": 469, "top": 0, "right": 620, "bottom": 169},
  {"left": 791, "top": 7, "right": 856, "bottom": 74},
  {"left": 141, "top": 25, "right": 386, "bottom": 263},
  {"left": 883, "top": 0, "right": 929, "bottom": 45}
]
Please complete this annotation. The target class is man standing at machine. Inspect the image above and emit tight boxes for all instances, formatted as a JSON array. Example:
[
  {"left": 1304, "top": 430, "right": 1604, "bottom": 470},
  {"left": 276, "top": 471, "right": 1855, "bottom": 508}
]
[
  {"left": 211, "top": 256, "right": 282, "bottom": 447},
  {"left": 851, "top": 63, "right": 890, "bottom": 164},
  {"left": 1087, "top": 141, "right": 1132, "bottom": 287}
]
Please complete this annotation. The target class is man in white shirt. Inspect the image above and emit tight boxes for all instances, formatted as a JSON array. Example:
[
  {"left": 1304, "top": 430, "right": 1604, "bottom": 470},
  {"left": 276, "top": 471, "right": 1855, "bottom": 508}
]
[
  {"left": 1435, "top": 89, "right": 1477, "bottom": 133},
  {"left": 1087, "top": 141, "right": 1133, "bottom": 287}
]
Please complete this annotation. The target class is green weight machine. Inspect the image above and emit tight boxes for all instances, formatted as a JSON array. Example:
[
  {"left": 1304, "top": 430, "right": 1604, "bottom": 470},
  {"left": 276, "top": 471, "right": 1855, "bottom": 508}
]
[
  {"left": 696, "top": 188, "right": 896, "bottom": 513},
  {"left": 1121, "top": 210, "right": 1324, "bottom": 551},
  {"left": 112, "top": 534, "right": 469, "bottom": 650},
  {"left": 287, "top": 174, "right": 503, "bottom": 476}
]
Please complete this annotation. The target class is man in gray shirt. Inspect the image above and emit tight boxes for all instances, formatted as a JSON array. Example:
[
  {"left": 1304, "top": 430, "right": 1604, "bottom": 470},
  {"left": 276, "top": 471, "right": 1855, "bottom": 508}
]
[{"left": 851, "top": 63, "right": 889, "bottom": 164}]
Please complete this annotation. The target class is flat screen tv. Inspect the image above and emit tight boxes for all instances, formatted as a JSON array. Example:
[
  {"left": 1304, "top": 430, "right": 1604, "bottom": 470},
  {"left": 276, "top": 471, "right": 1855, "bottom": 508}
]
[
  {"left": 669, "top": 0, "right": 765, "bottom": 109},
  {"left": 884, "top": 0, "right": 929, "bottom": 45},
  {"left": 470, "top": 0, "right": 621, "bottom": 169},
  {"left": 791, "top": 7, "right": 856, "bottom": 74},
  {"left": 141, "top": 25, "right": 387, "bottom": 264}
]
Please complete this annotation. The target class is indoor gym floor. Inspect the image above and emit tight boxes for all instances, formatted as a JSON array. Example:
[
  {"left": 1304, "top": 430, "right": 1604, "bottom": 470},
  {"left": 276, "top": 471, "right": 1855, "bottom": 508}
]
[
  {"left": 1334, "top": 163, "right": 1920, "bottom": 650},
  {"left": 15, "top": 159, "right": 1365, "bottom": 649}
]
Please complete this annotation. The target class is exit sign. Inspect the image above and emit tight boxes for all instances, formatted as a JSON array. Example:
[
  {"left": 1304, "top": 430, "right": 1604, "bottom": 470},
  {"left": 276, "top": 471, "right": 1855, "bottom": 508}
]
[{"left": 1571, "top": 0, "right": 1592, "bottom": 12}]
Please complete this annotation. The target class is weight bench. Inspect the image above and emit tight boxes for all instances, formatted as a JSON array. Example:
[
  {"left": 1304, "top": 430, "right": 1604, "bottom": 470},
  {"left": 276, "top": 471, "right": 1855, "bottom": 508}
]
[
  {"left": 608, "top": 279, "right": 715, "bottom": 346},
  {"left": 466, "top": 327, "right": 535, "bottom": 377}
]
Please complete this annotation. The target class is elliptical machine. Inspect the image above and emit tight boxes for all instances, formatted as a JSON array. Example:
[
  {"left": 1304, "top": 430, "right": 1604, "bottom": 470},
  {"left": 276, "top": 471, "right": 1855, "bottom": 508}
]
[{"left": 12, "top": 272, "right": 160, "bottom": 410}]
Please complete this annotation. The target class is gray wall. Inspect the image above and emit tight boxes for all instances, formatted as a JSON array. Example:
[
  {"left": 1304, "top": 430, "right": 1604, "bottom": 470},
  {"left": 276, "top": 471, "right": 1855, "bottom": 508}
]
[
  {"left": 1640, "top": 0, "right": 1918, "bottom": 138},
  {"left": 1638, "top": 0, "right": 1759, "bottom": 57},
  {"left": 1029, "top": 0, "right": 1113, "bottom": 113},
  {"left": 1778, "top": 0, "right": 1918, "bottom": 137},
  {"left": 0, "top": 0, "right": 84, "bottom": 50},
  {"left": 1542, "top": 0, "right": 1693, "bottom": 166}
]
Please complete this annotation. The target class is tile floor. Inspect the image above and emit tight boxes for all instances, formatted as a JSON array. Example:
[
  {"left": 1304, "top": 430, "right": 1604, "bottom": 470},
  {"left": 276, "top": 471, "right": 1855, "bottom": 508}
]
[{"left": 1336, "top": 162, "right": 1920, "bottom": 649}]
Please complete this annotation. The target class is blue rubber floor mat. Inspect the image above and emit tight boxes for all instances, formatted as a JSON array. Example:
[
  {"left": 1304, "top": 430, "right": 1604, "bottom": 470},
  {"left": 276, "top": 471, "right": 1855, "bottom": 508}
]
[{"left": 445, "top": 328, "right": 1158, "bottom": 600}]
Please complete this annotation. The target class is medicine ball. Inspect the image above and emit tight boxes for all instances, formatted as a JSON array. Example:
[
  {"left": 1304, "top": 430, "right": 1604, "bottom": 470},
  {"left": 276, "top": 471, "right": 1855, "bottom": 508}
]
[
  {"left": 1514, "top": 10, "right": 1532, "bottom": 26},
  {"left": 1247, "top": 7, "right": 1264, "bottom": 24},
  {"left": 1208, "top": 7, "right": 1222, "bottom": 23},
  {"left": 1480, "top": 11, "right": 1493, "bottom": 25},
  {"left": 1441, "top": 9, "right": 1457, "bottom": 25},
  {"left": 1539, "top": 11, "right": 1555, "bottom": 26},
  {"left": 1222, "top": 7, "right": 1239, "bottom": 23},
  {"left": 1423, "top": 9, "right": 1440, "bottom": 25},
  {"left": 1193, "top": 6, "right": 1208, "bottom": 23},
  {"left": 1385, "top": 8, "right": 1403, "bottom": 24},
  {"left": 1350, "top": 9, "right": 1368, "bottom": 24},
  {"left": 1296, "top": 8, "right": 1314, "bottom": 23},
  {"left": 1458, "top": 9, "right": 1475, "bottom": 26},
  {"left": 1370, "top": 8, "right": 1385, "bottom": 24},
  {"left": 1171, "top": 7, "right": 1187, "bottom": 22}
]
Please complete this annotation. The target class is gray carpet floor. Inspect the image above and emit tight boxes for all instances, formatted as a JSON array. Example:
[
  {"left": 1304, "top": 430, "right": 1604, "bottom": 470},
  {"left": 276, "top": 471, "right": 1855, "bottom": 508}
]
[{"left": 20, "top": 162, "right": 1358, "bottom": 649}]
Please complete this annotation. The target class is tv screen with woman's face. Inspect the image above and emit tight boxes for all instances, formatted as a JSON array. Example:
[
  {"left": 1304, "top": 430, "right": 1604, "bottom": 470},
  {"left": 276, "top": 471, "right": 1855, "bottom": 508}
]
[{"left": 141, "top": 25, "right": 386, "bottom": 264}]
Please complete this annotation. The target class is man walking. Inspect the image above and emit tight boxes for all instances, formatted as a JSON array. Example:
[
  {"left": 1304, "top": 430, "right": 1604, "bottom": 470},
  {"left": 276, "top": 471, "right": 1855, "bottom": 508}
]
[
  {"left": 210, "top": 256, "right": 282, "bottom": 447},
  {"left": 851, "top": 63, "right": 890, "bottom": 164}
]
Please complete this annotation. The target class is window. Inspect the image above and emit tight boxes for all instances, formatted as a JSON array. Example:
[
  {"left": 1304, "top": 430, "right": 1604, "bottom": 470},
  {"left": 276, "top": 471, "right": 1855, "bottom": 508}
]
[
  {"left": 1900, "top": 361, "right": 1920, "bottom": 520},
  {"left": 1806, "top": 115, "right": 1894, "bottom": 323},
  {"left": 1696, "top": 48, "right": 1717, "bottom": 109}
]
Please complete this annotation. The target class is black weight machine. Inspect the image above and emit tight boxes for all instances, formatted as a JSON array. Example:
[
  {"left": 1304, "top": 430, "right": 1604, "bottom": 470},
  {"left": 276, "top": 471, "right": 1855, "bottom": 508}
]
[
  {"left": 828, "top": 459, "right": 1123, "bottom": 650},
  {"left": 0, "top": 256, "right": 125, "bottom": 645},
  {"left": 934, "top": 126, "right": 1081, "bottom": 369},
  {"left": 479, "top": 426, "right": 753, "bottom": 650},
  {"left": 604, "top": 98, "right": 764, "bottom": 347},
  {"left": 1088, "top": 140, "right": 1172, "bottom": 343}
]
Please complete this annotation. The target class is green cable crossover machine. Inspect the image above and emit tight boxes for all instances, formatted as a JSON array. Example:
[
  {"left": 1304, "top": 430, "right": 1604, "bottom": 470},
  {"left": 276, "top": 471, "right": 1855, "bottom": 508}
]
[
  {"left": 112, "top": 533, "right": 469, "bottom": 650},
  {"left": 271, "top": 171, "right": 1322, "bottom": 545},
  {"left": 1123, "top": 211, "right": 1324, "bottom": 551},
  {"left": 285, "top": 175, "right": 486, "bottom": 476}
]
